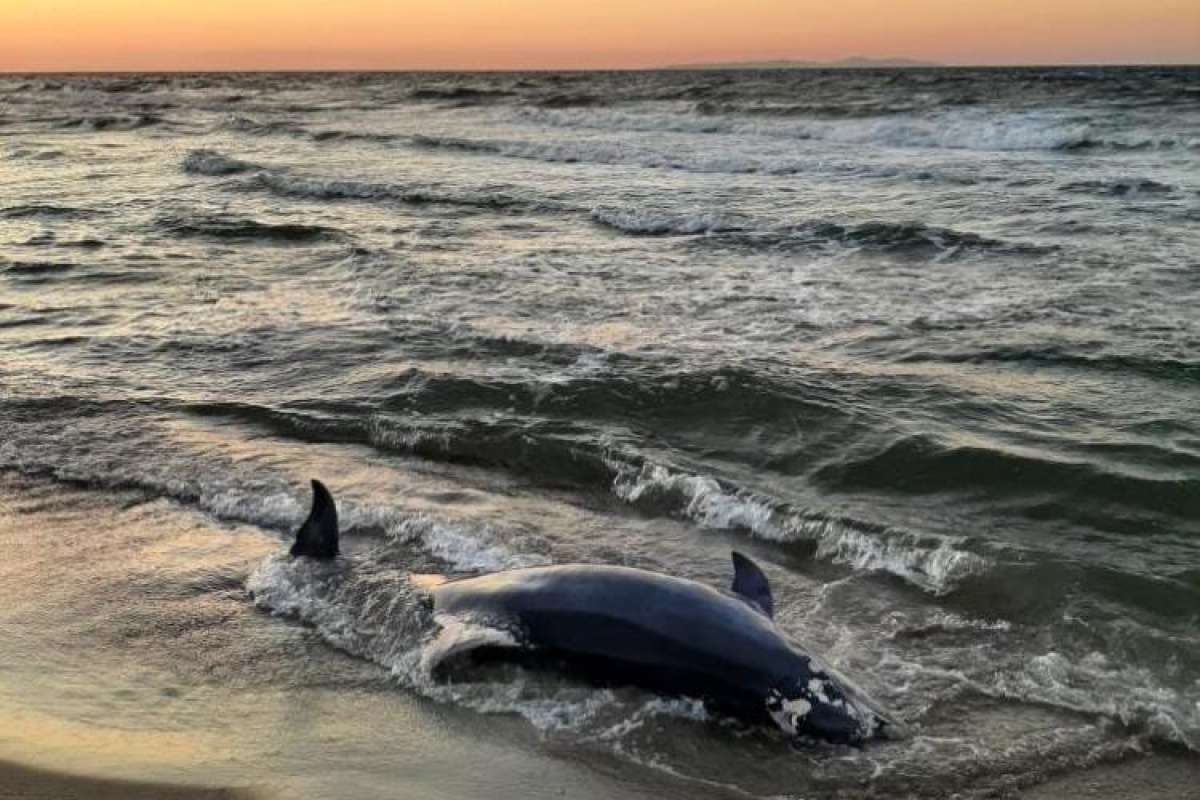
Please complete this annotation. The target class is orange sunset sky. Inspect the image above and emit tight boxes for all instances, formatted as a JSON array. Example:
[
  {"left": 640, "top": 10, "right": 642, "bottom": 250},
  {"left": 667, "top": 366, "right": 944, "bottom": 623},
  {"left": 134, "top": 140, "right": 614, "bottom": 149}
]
[{"left": 1, "top": 1, "right": 1197, "bottom": 72}]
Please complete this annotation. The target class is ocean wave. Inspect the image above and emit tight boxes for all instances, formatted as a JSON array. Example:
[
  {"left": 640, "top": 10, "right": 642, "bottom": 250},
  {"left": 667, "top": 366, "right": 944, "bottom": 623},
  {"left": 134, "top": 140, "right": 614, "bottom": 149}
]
[
  {"left": 803, "top": 220, "right": 1051, "bottom": 255},
  {"left": 537, "top": 93, "right": 606, "bottom": 109},
  {"left": 180, "top": 149, "right": 540, "bottom": 212},
  {"left": 411, "top": 132, "right": 823, "bottom": 176},
  {"left": 993, "top": 651, "right": 1199, "bottom": 750},
  {"left": 182, "top": 149, "right": 256, "bottom": 175},
  {"left": 309, "top": 129, "right": 403, "bottom": 144},
  {"left": 211, "top": 396, "right": 990, "bottom": 595},
  {"left": 900, "top": 346, "right": 1200, "bottom": 385},
  {"left": 611, "top": 461, "right": 990, "bottom": 594},
  {"left": 403, "top": 133, "right": 1030, "bottom": 184},
  {"left": 1, "top": 418, "right": 545, "bottom": 579},
  {"left": 695, "top": 100, "right": 924, "bottom": 118},
  {"left": 1060, "top": 178, "right": 1177, "bottom": 196},
  {"left": 825, "top": 114, "right": 1095, "bottom": 151},
  {"left": 175, "top": 392, "right": 990, "bottom": 596},
  {"left": 517, "top": 107, "right": 738, "bottom": 136},
  {"left": 0, "top": 260, "right": 77, "bottom": 277},
  {"left": 156, "top": 213, "right": 342, "bottom": 243},
  {"left": 410, "top": 134, "right": 499, "bottom": 154},
  {"left": 218, "top": 114, "right": 307, "bottom": 137},
  {"left": 248, "top": 171, "right": 534, "bottom": 211},
  {"left": 410, "top": 86, "right": 516, "bottom": 103},
  {"left": 388, "top": 514, "right": 550, "bottom": 573},
  {"left": 590, "top": 208, "right": 747, "bottom": 236},
  {"left": 4, "top": 147, "right": 65, "bottom": 162},
  {"left": 54, "top": 113, "right": 162, "bottom": 131},
  {"left": 591, "top": 209, "right": 1048, "bottom": 256},
  {"left": 1065, "top": 136, "right": 1200, "bottom": 152},
  {"left": 0, "top": 204, "right": 100, "bottom": 220},
  {"left": 813, "top": 432, "right": 1200, "bottom": 519},
  {"left": 518, "top": 107, "right": 1185, "bottom": 152}
]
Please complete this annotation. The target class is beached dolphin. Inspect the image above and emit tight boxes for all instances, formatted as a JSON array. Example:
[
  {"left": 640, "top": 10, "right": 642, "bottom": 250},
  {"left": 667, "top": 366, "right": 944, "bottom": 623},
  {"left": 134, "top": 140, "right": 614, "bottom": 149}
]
[{"left": 290, "top": 479, "right": 899, "bottom": 745}]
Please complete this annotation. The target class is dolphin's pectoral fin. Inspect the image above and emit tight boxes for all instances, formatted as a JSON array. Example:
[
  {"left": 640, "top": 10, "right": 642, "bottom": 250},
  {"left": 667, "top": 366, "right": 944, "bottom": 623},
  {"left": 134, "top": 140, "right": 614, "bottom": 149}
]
[
  {"left": 421, "top": 616, "right": 524, "bottom": 676},
  {"left": 290, "top": 479, "right": 339, "bottom": 560},
  {"left": 731, "top": 551, "right": 774, "bottom": 618}
]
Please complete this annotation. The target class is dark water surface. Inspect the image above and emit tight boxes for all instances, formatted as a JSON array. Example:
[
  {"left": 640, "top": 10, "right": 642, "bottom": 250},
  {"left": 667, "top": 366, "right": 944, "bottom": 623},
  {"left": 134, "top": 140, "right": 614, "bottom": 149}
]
[{"left": 1, "top": 68, "right": 1198, "bottom": 797}]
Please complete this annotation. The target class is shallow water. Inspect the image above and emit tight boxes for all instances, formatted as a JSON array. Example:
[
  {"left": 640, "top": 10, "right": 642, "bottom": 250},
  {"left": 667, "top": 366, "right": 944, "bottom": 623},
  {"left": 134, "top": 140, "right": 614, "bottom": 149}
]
[{"left": 1, "top": 68, "right": 1198, "bottom": 797}]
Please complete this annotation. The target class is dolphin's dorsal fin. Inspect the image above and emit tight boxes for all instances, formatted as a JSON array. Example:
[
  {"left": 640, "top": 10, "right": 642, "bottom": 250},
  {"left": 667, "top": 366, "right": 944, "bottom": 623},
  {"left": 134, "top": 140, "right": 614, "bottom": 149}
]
[
  {"left": 731, "top": 551, "right": 774, "bottom": 618},
  {"left": 290, "top": 479, "right": 339, "bottom": 559}
]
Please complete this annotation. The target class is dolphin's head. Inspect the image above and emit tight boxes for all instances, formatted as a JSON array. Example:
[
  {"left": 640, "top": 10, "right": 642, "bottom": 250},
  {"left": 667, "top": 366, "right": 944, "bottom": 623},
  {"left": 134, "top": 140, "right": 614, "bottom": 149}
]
[{"left": 766, "top": 661, "right": 895, "bottom": 746}]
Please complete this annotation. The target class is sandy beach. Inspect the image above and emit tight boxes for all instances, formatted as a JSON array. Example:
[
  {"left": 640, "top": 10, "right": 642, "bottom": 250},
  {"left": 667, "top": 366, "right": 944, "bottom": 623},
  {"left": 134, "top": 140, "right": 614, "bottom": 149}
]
[
  {"left": 3, "top": 748, "right": 1198, "bottom": 799},
  {"left": 0, "top": 759, "right": 252, "bottom": 800}
]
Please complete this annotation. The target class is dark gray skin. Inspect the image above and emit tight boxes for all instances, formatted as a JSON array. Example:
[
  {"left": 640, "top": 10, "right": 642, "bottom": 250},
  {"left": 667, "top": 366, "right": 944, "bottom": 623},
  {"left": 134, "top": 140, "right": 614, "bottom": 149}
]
[{"left": 291, "top": 480, "right": 896, "bottom": 745}]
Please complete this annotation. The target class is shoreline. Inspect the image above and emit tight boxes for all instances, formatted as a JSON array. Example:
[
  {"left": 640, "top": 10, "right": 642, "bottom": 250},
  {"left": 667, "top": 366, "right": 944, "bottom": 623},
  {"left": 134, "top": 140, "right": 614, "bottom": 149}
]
[
  {"left": 3, "top": 749, "right": 1198, "bottom": 800},
  {"left": 0, "top": 759, "right": 258, "bottom": 800}
]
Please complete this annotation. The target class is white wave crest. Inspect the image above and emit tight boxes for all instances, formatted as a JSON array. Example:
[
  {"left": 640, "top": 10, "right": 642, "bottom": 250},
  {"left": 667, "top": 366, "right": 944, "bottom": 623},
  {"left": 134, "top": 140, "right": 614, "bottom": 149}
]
[
  {"left": 814, "top": 526, "right": 990, "bottom": 595},
  {"left": 818, "top": 113, "right": 1094, "bottom": 151},
  {"left": 590, "top": 207, "right": 743, "bottom": 236},
  {"left": 250, "top": 171, "right": 525, "bottom": 210},
  {"left": 386, "top": 513, "right": 549, "bottom": 573},
  {"left": 518, "top": 107, "right": 1099, "bottom": 152},
  {"left": 612, "top": 462, "right": 988, "bottom": 594}
]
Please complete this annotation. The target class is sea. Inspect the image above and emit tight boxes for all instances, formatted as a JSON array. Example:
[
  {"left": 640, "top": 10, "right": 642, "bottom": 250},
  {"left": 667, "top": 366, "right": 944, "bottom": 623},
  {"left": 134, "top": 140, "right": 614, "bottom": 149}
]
[{"left": 1, "top": 67, "right": 1198, "bottom": 798}]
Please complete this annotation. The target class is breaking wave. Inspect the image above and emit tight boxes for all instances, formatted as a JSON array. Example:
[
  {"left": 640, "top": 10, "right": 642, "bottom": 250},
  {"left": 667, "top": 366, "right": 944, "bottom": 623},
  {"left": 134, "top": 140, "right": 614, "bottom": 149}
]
[
  {"left": 409, "top": 86, "right": 516, "bottom": 103},
  {"left": 590, "top": 208, "right": 746, "bottom": 236},
  {"left": 180, "top": 149, "right": 543, "bottom": 212},
  {"left": 610, "top": 461, "right": 990, "bottom": 595},
  {"left": 412, "top": 133, "right": 817, "bottom": 176},
  {"left": 248, "top": 171, "right": 534, "bottom": 211},
  {"left": 156, "top": 213, "right": 342, "bottom": 243},
  {"left": 0, "top": 204, "right": 101, "bottom": 220},
  {"left": 992, "top": 651, "right": 1199, "bottom": 750},
  {"left": 592, "top": 209, "right": 1049, "bottom": 257},
  {"left": 518, "top": 107, "right": 1192, "bottom": 152},
  {"left": 182, "top": 148, "right": 256, "bottom": 175},
  {"left": 900, "top": 346, "right": 1200, "bottom": 386},
  {"left": 1060, "top": 178, "right": 1177, "bottom": 196},
  {"left": 54, "top": 113, "right": 163, "bottom": 131},
  {"left": 218, "top": 114, "right": 308, "bottom": 137}
]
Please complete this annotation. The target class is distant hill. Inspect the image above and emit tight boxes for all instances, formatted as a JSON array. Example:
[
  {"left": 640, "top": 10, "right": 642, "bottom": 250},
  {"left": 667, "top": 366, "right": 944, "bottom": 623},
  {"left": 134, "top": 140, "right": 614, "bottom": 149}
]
[{"left": 664, "top": 57, "right": 942, "bottom": 70}]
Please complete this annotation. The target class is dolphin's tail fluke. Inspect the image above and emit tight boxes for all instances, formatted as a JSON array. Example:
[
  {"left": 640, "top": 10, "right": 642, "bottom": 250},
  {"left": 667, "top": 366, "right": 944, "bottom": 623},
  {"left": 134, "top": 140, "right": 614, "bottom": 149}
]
[{"left": 290, "top": 479, "right": 339, "bottom": 559}]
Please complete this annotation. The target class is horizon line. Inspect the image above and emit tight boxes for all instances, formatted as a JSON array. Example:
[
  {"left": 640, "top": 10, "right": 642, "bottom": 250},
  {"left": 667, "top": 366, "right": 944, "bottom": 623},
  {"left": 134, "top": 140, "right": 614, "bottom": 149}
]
[{"left": 2, "top": 60, "right": 1197, "bottom": 76}]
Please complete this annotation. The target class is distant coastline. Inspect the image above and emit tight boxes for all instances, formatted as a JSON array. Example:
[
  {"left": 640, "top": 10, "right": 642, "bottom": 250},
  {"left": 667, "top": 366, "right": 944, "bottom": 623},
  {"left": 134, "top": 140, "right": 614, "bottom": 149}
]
[{"left": 664, "top": 57, "right": 943, "bottom": 70}]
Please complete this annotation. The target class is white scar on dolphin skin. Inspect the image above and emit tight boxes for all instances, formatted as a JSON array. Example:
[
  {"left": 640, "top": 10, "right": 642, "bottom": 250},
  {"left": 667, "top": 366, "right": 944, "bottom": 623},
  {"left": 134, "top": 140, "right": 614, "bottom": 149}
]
[
  {"left": 807, "top": 676, "right": 854, "bottom": 714},
  {"left": 767, "top": 690, "right": 813, "bottom": 736}
]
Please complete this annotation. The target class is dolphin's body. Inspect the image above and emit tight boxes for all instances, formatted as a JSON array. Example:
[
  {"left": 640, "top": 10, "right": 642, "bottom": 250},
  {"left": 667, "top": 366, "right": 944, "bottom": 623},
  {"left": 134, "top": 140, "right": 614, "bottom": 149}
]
[{"left": 290, "top": 480, "right": 898, "bottom": 744}]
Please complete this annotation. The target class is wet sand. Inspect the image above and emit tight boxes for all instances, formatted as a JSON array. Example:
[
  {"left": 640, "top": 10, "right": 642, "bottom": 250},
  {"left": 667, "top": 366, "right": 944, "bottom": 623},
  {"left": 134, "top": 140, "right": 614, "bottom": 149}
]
[
  {"left": 0, "top": 759, "right": 253, "bottom": 800},
  {"left": 3, "top": 751, "right": 1197, "bottom": 800}
]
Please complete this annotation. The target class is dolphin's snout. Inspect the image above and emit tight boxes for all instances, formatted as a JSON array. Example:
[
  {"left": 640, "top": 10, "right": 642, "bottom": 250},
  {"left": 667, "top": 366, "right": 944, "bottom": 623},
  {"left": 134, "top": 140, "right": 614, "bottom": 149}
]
[
  {"left": 767, "top": 672, "right": 882, "bottom": 746},
  {"left": 804, "top": 701, "right": 868, "bottom": 745}
]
